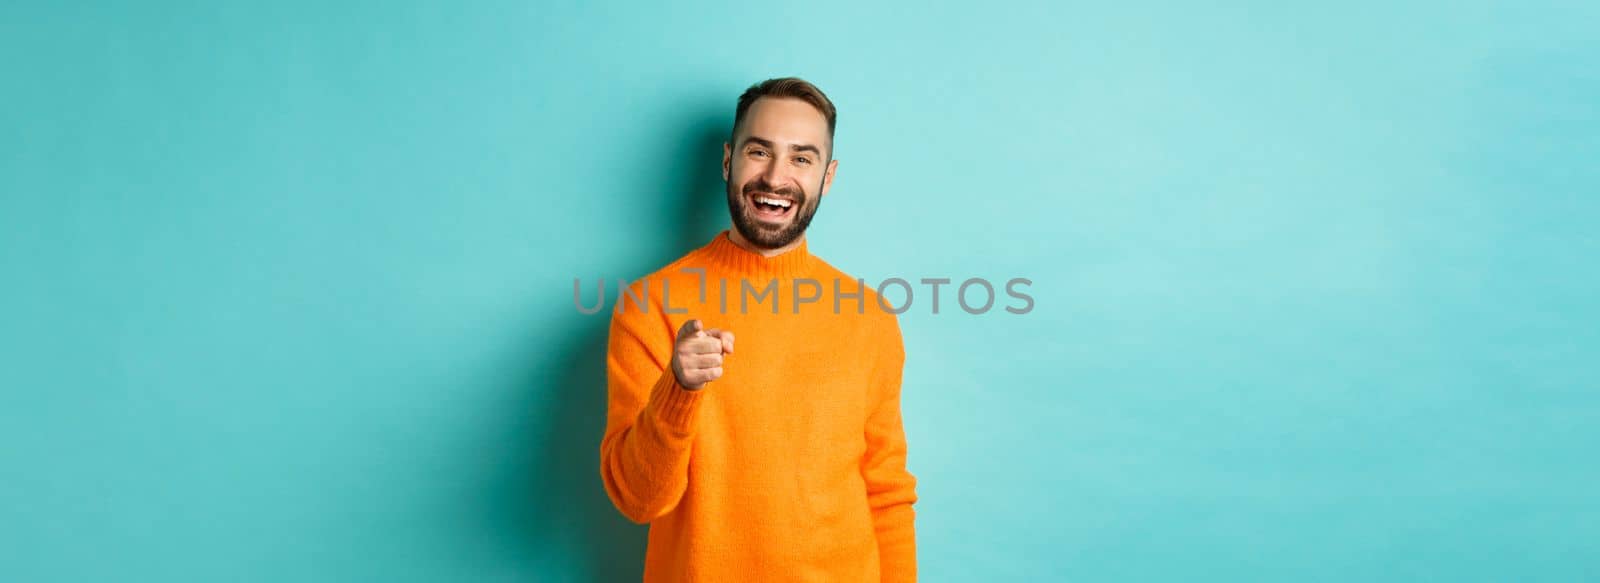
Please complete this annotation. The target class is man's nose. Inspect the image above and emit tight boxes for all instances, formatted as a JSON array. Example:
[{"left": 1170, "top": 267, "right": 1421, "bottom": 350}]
[{"left": 760, "top": 158, "right": 787, "bottom": 186}]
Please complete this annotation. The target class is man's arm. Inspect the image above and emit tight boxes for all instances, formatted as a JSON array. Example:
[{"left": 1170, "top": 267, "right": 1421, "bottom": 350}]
[
  {"left": 597, "top": 302, "right": 705, "bottom": 524},
  {"left": 862, "top": 316, "right": 918, "bottom": 581}
]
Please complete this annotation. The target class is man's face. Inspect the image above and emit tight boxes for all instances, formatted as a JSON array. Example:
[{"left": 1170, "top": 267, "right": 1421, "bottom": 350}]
[{"left": 723, "top": 97, "right": 838, "bottom": 249}]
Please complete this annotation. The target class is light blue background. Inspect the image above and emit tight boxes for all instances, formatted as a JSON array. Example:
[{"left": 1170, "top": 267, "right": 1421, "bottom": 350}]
[{"left": 3, "top": 1, "right": 1597, "bottom": 581}]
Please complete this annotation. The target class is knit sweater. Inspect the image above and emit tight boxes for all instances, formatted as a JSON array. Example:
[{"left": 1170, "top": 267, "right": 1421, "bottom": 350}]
[{"left": 599, "top": 230, "right": 918, "bottom": 582}]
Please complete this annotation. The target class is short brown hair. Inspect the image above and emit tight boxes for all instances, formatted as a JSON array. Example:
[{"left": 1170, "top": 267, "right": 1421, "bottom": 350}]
[{"left": 732, "top": 77, "right": 837, "bottom": 155}]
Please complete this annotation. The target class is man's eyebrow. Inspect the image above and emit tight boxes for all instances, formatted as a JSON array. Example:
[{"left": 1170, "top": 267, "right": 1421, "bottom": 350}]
[{"left": 741, "top": 135, "right": 823, "bottom": 157}]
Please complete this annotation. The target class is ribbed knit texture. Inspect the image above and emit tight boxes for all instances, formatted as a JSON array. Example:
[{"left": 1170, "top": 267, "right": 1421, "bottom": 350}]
[{"left": 600, "top": 230, "right": 918, "bottom": 582}]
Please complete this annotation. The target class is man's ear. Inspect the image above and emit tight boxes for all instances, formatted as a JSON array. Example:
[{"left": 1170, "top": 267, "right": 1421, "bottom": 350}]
[
  {"left": 722, "top": 142, "right": 732, "bottom": 181},
  {"left": 820, "top": 158, "right": 839, "bottom": 198}
]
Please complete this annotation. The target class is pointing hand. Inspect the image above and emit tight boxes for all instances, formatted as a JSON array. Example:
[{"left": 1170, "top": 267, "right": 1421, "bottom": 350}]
[{"left": 670, "top": 319, "right": 735, "bottom": 390}]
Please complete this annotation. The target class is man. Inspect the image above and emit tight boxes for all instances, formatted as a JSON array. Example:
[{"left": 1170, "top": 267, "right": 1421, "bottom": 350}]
[{"left": 598, "top": 77, "right": 918, "bottom": 582}]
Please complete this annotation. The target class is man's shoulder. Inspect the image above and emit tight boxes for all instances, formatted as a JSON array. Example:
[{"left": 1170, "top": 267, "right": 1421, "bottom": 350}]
[
  {"left": 604, "top": 243, "right": 717, "bottom": 332},
  {"left": 808, "top": 254, "right": 901, "bottom": 329},
  {"left": 616, "top": 244, "right": 713, "bottom": 294}
]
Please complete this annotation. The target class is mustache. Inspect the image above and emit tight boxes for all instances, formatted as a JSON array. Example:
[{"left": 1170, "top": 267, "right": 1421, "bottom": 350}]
[{"left": 743, "top": 179, "right": 803, "bottom": 200}]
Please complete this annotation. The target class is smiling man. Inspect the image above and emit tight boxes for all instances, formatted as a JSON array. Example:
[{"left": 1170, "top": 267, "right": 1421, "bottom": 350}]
[{"left": 599, "top": 77, "right": 919, "bottom": 582}]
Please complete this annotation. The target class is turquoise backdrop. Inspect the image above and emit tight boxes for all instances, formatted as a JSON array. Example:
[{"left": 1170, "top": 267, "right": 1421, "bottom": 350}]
[{"left": 3, "top": 1, "right": 1597, "bottom": 581}]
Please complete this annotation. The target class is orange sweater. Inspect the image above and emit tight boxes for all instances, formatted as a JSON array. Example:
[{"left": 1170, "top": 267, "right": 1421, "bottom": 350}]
[{"left": 599, "top": 230, "right": 918, "bottom": 582}]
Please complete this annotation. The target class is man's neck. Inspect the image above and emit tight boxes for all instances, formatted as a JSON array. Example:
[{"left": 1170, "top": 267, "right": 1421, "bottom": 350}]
[{"left": 727, "top": 227, "right": 805, "bottom": 258}]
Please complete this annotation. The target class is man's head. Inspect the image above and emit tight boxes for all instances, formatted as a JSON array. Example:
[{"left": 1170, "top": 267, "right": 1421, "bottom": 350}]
[{"left": 722, "top": 77, "right": 839, "bottom": 250}]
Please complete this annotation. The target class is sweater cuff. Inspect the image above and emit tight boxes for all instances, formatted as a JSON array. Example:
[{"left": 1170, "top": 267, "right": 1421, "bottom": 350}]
[{"left": 643, "top": 369, "right": 706, "bottom": 436}]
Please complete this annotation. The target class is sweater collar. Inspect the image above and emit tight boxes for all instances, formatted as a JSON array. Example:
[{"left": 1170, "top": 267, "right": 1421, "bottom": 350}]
[{"left": 701, "top": 229, "right": 815, "bottom": 279}]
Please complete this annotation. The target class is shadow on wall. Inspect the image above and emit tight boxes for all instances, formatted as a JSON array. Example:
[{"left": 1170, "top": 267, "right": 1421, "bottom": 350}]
[{"left": 490, "top": 108, "right": 731, "bottom": 581}]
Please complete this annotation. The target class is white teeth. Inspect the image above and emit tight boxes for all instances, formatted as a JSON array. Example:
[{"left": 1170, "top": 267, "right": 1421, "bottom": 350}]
[{"left": 755, "top": 195, "right": 792, "bottom": 209}]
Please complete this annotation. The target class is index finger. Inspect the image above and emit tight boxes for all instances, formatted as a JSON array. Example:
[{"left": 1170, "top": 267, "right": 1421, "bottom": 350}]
[{"left": 676, "top": 319, "right": 704, "bottom": 342}]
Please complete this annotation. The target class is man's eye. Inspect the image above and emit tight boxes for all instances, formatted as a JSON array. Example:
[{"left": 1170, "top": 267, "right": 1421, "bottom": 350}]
[
  {"left": 749, "top": 150, "right": 768, "bottom": 158},
  {"left": 794, "top": 157, "right": 811, "bottom": 165}
]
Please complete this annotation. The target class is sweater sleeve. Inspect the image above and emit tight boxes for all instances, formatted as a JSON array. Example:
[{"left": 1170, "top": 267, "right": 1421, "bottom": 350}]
[
  {"left": 862, "top": 315, "right": 918, "bottom": 582},
  {"left": 598, "top": 297, "right": 706, "bottom": 524}
]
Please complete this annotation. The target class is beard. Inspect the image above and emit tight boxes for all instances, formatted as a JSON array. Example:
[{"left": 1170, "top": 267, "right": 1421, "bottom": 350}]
[{"left": 725, "top": 176, "right": 823, "bottom": 250}]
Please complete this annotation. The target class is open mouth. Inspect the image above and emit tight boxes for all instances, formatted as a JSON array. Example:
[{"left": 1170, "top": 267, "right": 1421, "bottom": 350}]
[{"left": 747, "top": 192, "right": 796, "bottom": 223}]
